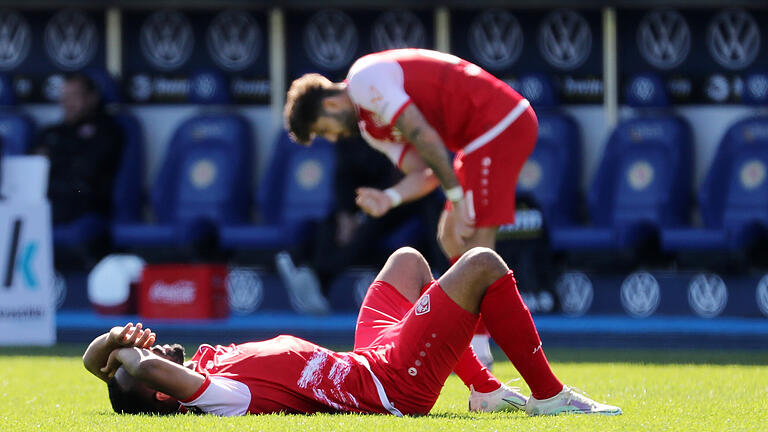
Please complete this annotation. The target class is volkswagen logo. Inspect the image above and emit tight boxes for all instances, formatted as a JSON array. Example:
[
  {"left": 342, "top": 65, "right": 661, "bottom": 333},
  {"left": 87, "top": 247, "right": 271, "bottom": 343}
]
[
  {"left": 207, "top": 9, "right": 261, "bottom": 72},
  {"left": 756, "top": 274, "right": 768, "bottom": 318},
  {"left": 304, "top": 9, "right": 358, "bottom": 70},
  {"left": 227, "top": 268, "right": 264, "bottom": 315},
  {"left": 140, "top": 10, "right": 194, "bottom": 71},
  {"left": 0, "top": 9, "right": 30, "bottom": 70},
  {"left": 705, "top": 74, "right": 730, "bottom": 103},
  {"left": 539, "top": 9, "right": 592, "bottom": 70},
  {"left": 620, "top": 271, "right": 661, "bottom": 318},
  {"left": 371, "top": 9, "right": 426, "bottom": 52},
  {"left": 44, "top": 9, "right": 98, "bottom": 70},
  {"left": 688, "top": 273, "right": 728, "bottom": 318},
  {"left": 468, "top": 9, "right": 523, "bottom": 70},
  {"left": 555, "top": 272, "right": 593, "bottom": 317},
  {"left": 637, "top": 9, "right": 690, "bottom": 70},
  {"left": 707, "top": 8, "right": 760, "bottom": 70},
  {"left": 746, "top": 74, "right": 768, "bottom": 101}
]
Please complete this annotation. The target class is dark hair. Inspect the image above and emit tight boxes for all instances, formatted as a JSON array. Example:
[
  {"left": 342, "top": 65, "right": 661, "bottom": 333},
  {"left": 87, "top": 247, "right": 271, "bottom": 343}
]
[
  {"left": 64, "top": 72, "right": 99, "bottom": 95},
  {"left": 283, "top": 73, "right": 338, "bottom": 145},
  {"left": 107, "top": 376, "right": 162, "bottom": 415}
]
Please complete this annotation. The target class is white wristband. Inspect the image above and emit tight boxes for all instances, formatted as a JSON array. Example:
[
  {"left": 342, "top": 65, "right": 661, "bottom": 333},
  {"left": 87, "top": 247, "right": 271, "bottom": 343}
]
[
  {"left": 384, "top": 188, "right": 402, "bottom": 207},
  {"left": 444, "top": 186, "right": 464, "bottom": 203}
]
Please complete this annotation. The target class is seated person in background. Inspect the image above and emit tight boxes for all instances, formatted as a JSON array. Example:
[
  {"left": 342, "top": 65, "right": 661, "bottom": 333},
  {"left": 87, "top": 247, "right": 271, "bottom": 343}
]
[{"left": 32, "top": 73, "right": 123, "bottom": 224}]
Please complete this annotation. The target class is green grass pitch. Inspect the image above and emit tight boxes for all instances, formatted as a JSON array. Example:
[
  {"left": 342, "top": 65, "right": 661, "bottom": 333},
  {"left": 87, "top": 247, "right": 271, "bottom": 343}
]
[{"left": 1, "top": 346, "right": 766, "bottom": 431}]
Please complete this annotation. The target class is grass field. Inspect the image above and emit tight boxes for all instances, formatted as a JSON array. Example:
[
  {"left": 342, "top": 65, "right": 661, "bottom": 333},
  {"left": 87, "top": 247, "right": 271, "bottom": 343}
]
[{"left": 1, "top": 346, "right": 766, "bottom": 431}]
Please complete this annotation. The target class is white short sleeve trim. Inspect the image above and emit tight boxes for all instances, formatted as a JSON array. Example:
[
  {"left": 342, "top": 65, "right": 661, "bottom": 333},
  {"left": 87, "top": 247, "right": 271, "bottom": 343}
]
[
  {"left": 181, "top": 375, "right": 251, "bottom": 417},
  {"left": 347, "top": 58, "right": 411, "bottom": 126}
]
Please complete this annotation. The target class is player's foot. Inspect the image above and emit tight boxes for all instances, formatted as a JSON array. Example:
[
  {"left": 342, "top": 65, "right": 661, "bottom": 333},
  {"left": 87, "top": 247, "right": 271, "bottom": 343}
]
[
  {"left": 525, "top": 386, "right": 622, "bottom": 416},
  {"left": 275, "top": 251, "right": 330, "bottom": 315},
  {"left": 470, "top": 334, "right": 494, "bottom": 370},
  {"left": 469, "top": 383, "right": 528, "bottom": 412}
]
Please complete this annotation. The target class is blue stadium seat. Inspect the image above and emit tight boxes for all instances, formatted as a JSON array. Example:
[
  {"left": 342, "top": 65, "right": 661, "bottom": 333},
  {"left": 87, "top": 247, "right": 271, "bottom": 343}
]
[
  {"left": 0, "top": 73, "right": 34, "bottom": 156},
  {"left": 113, "top": 113, "right": 252, "bottom": 248},
  {"left": 662, "top": 72, "right": 768, "bottom": 252},
  {"left": 515, "top": 73, "right": 582, "bottom": 228},
  {"left": 550, "top": 74, "right": 693, "bottom": 251},
  {"left": 219, "top": 131, "right": 335, "bottom": 251}
]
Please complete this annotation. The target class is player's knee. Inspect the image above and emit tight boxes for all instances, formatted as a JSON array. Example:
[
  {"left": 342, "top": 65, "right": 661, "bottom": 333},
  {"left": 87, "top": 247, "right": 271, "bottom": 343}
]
[{"left": 462, "top": 247, "right": 507, "bottom": 284}]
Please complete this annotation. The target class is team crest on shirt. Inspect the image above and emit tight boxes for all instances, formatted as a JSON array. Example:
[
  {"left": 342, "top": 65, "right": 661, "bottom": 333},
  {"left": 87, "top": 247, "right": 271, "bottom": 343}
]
[{"left": 415, "top": 294, "right": 431, "bottom": 315}]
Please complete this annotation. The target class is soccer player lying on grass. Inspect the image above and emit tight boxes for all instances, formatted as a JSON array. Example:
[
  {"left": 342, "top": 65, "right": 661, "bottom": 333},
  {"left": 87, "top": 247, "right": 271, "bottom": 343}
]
[{"left": 83, "top": 247, "right": 621, "bottom": 417}]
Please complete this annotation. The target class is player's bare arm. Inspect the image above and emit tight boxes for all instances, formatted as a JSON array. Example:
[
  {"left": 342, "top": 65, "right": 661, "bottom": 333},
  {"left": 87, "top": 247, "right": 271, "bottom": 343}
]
[
  {"left": 83, "top": 322, "right": 156, "bottom": 382},
  {"left": 101, "top": 347, "right": 205, "bottom": 401}
]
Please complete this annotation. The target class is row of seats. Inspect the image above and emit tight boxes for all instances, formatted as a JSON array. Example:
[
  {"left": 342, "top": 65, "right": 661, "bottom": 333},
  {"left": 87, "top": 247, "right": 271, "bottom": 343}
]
[{"left": 517, "top": 72, "right": 768, "bottom": 259}]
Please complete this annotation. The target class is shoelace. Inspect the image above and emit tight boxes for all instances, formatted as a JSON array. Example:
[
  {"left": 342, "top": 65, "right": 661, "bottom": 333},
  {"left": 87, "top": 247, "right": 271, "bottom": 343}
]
[{"left": 502, "top": 378, "right": 523, "bottom": 394}]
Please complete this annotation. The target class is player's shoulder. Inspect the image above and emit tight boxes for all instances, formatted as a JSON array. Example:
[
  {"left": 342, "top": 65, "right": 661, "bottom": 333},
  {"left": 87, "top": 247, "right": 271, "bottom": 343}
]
[{"left": 347, "top": 51, "right": 404, "bottom": 83}]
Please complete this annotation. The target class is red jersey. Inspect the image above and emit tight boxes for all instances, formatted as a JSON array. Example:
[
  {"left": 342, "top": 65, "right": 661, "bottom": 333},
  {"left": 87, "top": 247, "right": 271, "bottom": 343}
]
[{"left": 346, "top": 48, "right": 525, "bottom": 165}]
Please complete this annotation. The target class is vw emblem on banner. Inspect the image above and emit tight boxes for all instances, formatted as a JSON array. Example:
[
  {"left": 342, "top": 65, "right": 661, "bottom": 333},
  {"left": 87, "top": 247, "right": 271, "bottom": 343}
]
[
  {"left": 555, "top": 272, "right": 593, "bottom": 317},
  {"left": 44, "top": 9, "right": 98, "bottom": 70},
  {"left": 620, "top": 271, "right": 661, "bottom": 318},
  {"left": 353, "top": 271, "right": 377, "bottom": 307},
  {"left": 688, "top": 273, "right": 728, "bottom": 318},
  {"left": 637, "top": 9, "right": 690, "bottom": 70},
  {"left": 371, "top": 10, "right": 426, "bottom": 52},
  {"left": 756, "top": 274, "right": 768, "bottom": 318},
  {"left": 705, "top": 74, "right": 730, "bottom": 103},
  {"left": 747, "top": 74, "right": 768, "bottom": 101},
  {"left": 140, "top": 10, "right": 194, "bottom": 71},
  {"left": 0, "top": 9, "right": 31, "bottom": 70},
  {"left": 227, "top": 268, "right": 264, "bottom": 315},
  {"left": 304, "top": 9, "right": 358, "bottom": 70},
  {"left": 207, "top": 10, "right": 261, "bottom": 72},
  {"left": 707, "top": 8, "right": 760, "bottom": 70},
  {"left": 468, "top": 9, "right": 523, "bottom": 70},
  {"left": 43, "top": 74, "right": 65, "bottom": 102},
  {"left": 538, "top": 9, "right": 592, "bottom": 70}
]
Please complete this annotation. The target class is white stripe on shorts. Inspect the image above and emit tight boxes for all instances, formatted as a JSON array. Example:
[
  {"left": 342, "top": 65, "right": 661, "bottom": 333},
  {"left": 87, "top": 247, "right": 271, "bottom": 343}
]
[
  {"left": 463, "top": 98, "right": 531, "bottom": 156},
  {"left": 350, "top": 353, "right": 403, "bottom": 417}
]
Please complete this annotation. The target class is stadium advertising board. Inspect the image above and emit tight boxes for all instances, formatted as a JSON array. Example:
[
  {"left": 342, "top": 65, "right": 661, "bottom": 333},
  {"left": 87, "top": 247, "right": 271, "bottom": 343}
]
[
  {"left": 0, "top": 8, "right": 106, "bottom": 103},
  {"left": 619, "top": 8, "right": 768, "bottom": 104},
  {"left": 123, "top": 9, "right": 270, "bottom": 104},
  {"left": 451, "top": 8, "right": 603, "bottom": 104},
  {"left": 286, "top": 8, "right": 434, "bottom": 82}
]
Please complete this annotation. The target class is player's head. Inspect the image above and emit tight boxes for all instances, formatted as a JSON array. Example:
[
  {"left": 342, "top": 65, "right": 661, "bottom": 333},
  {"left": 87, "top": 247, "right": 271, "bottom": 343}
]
[
  {"left": 284, "top": 73, "right": 357, "bottom": 145},
  {"left": 107, "top": 344, "right": 186, "bottom": 415},
  {"left": 61, "top": 72, "right": 101, "bottom": 124}
]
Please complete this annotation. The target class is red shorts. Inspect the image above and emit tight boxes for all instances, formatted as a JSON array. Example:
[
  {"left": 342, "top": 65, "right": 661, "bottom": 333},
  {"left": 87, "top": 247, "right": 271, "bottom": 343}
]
[
  {"left": 354, "top": 280, "right": 478, "bottom": 415},
  {"left": 452, "top": 104, "right": 538, "bottom": 227}
]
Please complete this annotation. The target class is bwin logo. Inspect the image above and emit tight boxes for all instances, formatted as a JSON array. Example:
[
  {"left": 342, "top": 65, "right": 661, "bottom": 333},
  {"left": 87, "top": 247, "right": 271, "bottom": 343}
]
[
  {"left": 468, "top": 9, "right": 523, "bottom": 70},
  {"left": 207, "top": 10, "right": 261, "bottom": 72},
  {"left": 688, "top": 273, "right": 728, "bottom": 318},
  {"left": 539, "top": 9, "right": 592, "bottom": 70},
  {"left": 304, "top": 9, "right": 358, "bottom": 70},
  {"left": 620, "top": 272, "right": 661, "bottom": 318},
  {"left": 707, "top": 8, "right": 760, "bottom": 70},
  {"left": 140, "top": 10, "right": 194, "bottom": 71},
  {"left": 0, "top": 9, "right": 31, "bottom": 71},
  {"left": 371, "top": 10, "right": 426, "bottom": 52},
  {"left": 555, "top": 272, "right": 593, "bottom": 317},
  {"left": 637, "top": 9, "right": 690, "bottom": 70},
  {"left": 44, "top": 9, "right": 98, "bottom": 70}
]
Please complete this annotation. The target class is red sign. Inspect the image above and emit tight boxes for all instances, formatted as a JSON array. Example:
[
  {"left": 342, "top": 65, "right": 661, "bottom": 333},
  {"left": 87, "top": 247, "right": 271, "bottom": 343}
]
[{"left": 139, "top": 264, "right": 229, "bottom": 319}]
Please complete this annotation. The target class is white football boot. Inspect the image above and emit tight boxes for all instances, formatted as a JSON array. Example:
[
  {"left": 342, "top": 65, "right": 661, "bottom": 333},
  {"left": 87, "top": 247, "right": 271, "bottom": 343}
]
[
  {"left": 469, "top": 382, "right": 528, "bottom": 412},
  {"left": 470, "top": 334, "right": 494, "bottom": 370},
  {"left": 525, "top": 385, "right": 622, "bottom": 416}
]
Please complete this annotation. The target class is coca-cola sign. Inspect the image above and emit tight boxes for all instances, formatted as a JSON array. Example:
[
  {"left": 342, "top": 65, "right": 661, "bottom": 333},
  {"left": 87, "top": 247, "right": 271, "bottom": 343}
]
[{"left": 148, "top": 280, "right": 197, "bottom": 304}]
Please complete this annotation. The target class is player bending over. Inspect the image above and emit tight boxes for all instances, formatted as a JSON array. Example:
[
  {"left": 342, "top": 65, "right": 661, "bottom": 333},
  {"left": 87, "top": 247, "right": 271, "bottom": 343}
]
[{"left": 84, "top": 247, "right": 621, "bottom": 417}]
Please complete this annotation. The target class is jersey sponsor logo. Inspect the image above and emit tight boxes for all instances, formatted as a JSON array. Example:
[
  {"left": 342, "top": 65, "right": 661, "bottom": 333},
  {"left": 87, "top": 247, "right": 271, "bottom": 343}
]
[
  {"left": 295, "top": 159, "right": 324, "bottom": 190},
  {"left": 189, "top": 158, "right": 217, "bottom": 189},
  {"left": 637, "top": 9, "right": 690, "bottom": 70},
  {"left": 620, "top": 272, "right": 661, "bottom": 318},
  {"left": 688, "top": 273, "right": 728, "bottom": 318},
  {"left": 227, "top": 268, "right": 264, "bottom": 314},
  {"left": 707, "top": 8, "right": 760, "bottom": 70},
  {"left": 756, "top": 274, "right": 768, "bottom": 318},
  {"left": 207, "top": 9, "right": 261, "bottom": 72},
  {"left": 304, "top": 9, "right": 358, "bottom": 70},
  {"left": 739, "top": 159, "right": 766, "bottom": 190},
  {"left": 44, "top": 9, "right": 98, "bottom": 70},
  {"left": 468, "top": 9, "right": 523, "bottom": 70},
  {"left": 627, "top": 160, "right": 654, "bottom": 191},
  {"left": 415, "top": 293, "right": 431, "bottom": 315},
  {"left": 0, "top": 9, "right": 30, "bottom": 70},
  {"left": 518, "top": 159, "right": 543, "bottom": 190},
  {"left": 555, "top": 272, "right": 593, "bottom": 317},
  {"left": 538, "top": 9, "right": 592, "bottom": 70},
  {"left": 371, "top": 9, "right": 426, "bottom": 52},
  {"left": 148, "top": 280, "right": 197, "bottom": 304},
  {"left": 140, "top": 10, "right": 194, "bottom": 71}
]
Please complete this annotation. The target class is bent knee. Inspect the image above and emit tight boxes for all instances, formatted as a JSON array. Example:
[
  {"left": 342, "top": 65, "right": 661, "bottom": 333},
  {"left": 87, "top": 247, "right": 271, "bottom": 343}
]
[{"left": 462, "top": 248, "right": 507, "bottom": 279}]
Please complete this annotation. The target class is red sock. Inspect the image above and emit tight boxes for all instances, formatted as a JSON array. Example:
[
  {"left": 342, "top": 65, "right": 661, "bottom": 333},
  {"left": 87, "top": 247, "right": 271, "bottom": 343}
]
[
  {"left": 480, "top": 271, "right": 563, "bottom": 400},
  {"left": 453, "top": 337, "right": 501, "bottom": 393}
]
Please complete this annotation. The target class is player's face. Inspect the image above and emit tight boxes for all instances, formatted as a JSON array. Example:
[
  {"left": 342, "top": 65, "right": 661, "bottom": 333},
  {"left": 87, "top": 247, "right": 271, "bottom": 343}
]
[
  {"left": 114, "top": 367, "right": 180, "bottom": 414},
  {"left": 311, "top": 98, "right": 358, "bottom": 143}
]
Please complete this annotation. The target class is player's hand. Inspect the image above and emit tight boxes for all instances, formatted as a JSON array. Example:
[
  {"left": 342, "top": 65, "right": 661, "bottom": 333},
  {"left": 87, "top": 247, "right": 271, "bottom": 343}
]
[
  {"left": 100, "top": 348, "right": 126, "bottom": 379},
  {"left": 108, "top": 323, "right": 156, "bottom": 349},
  {"left": 451, "top": 198, "right": 476, "bottom": 247},
  {"left": 355, "top": 187, "right": 392, "bottom": 218}
]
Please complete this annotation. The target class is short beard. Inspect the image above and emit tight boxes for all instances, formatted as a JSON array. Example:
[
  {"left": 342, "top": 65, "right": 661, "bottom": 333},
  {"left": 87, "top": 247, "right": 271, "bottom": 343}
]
[{"left": 329, "top": 110, "right": 359, "bottom": 138}]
